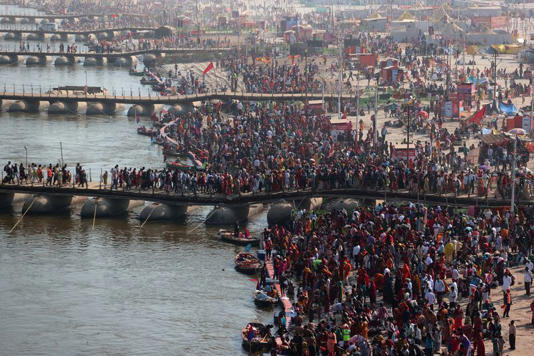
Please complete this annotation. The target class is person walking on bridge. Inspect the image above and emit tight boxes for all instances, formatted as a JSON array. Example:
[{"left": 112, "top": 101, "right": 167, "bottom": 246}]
[
  {"left": 111, "top": 165, "right": 119, "bottom": 190},
  {"left": 46, "top": 165, "right": 53, "bottom": 186}
]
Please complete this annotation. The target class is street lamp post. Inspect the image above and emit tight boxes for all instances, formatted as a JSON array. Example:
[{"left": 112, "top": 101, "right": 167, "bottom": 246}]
[
  {"left": 511, "top": 137, "right": 518, "bottom": 215},
  {"left": 305, "top": 48, "right": 308, "bottom": 119},
  {"left": 406, "top": 97, "right": 414, "bottom": 163},
  {"left": 373, "top": 73, "right": 379, "bottom": 147},
  {"left": 337, "top": 39, "right": 342, "bottom": 118}
]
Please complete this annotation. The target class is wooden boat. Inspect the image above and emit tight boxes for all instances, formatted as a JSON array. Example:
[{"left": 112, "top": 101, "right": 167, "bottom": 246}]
[
  {"left": 162, "top": 146, "right": 181, "bottom": 158},
  {"left": 253, "top": 290, "right": 278, "bottom": 308},
  {"left": 218, "top": 229, "right": 259, "bottom": 246},
  {"left": 140, "top": 77, "right": 159, "bottom": 85},
  {"left": 137, "top": 126, "right": 156, "bottom": 137},
  {"left": 152, "top": 84, "right": 166, "bottom": 92},
  {"left": 166, "top": 160, "right": 193, "bottom": 170},
  {"left": 129, "top": 68, "right": 145, "bottom": 76},
  {"left": 153, "top": 136, "right": 165, "bottom": 145},
  {"left": 241, "top": 322, "right": 273, "bottom": 353},
  {"left": 234, "top": 252, "right": 262, "bottom": 274}
]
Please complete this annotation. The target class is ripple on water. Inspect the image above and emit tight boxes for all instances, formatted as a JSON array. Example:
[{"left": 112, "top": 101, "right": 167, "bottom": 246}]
[{"left": 0, "top": 209, "right": 271, "bottom": 354}]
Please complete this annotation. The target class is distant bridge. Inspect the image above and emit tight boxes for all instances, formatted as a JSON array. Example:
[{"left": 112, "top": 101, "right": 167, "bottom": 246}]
[
  {"left": 0, "top": 47, "right": 232, "bottom": 65},
  {"left": 0, "top": 12, "right": 148, "bottom": 21},
  {"left": 0, "top": 26, "right": 164, "bottom": 41}
]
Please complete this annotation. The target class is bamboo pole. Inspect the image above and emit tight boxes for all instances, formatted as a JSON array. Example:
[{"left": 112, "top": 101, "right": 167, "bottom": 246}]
[
  {"left": 140, "top": 203, "right": 157, "bottom": 228},
  {"left": 9, "top": 197, "right": 35, "bottom": 233},
  {"left": 92, "top": 198, "right": 98, "bottom": 230}
]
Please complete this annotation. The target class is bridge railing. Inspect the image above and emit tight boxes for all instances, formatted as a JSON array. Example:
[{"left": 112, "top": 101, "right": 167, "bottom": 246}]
[
  {"left": 0, "top": 179, "right": 533, "bottom": 207},
  {"left": 1, "top": 83, "right": 353, "bottom": 102}
]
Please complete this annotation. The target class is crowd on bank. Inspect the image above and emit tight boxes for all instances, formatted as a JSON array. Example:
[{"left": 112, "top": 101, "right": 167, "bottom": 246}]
[{"left": 257, "top": 202, "right": 534, "bottom": 355}]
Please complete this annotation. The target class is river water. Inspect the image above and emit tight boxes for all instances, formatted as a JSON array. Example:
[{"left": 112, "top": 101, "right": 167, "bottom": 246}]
[{"left": 0, "top": 5, "right": 270, "bottom": 355}]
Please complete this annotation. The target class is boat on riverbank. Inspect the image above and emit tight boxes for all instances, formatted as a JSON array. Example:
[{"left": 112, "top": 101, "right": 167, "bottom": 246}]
[
  {"left": 218, "top": 229, "right": 259, "bottom": 246},
  {"left": 140, "top": 77, "right": 159, "bottom": 85},
  {"left": 129, "top": 68, "right": 145, "bottom": 76},
  {"left": 241, "top": 322, "right": 273, "bottom": 353},
  {"left": 137, "top": 126, "right": 156, "bottom": 137},
  {"left": 253, "top": 289, "right": 278, "bottom": 308},
  {"left": 234, "top": 252, "right": 261, "bottom": 274}
]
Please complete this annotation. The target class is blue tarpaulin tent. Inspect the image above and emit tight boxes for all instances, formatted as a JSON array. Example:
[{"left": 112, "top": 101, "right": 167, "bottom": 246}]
[
  {"left": 467, "top": 76, "right": 488, "bottom": 86},
  {"left": 499, "top": 102, "right": 517, "bottom": 115}
]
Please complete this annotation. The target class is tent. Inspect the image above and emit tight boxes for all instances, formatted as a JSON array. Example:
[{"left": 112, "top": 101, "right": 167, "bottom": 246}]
[
  {"left": 499, "top": 102, "right": 517, "bottom": 115},
  {"left": 397, "top": 11, "right": 415, "bottom": 21}
]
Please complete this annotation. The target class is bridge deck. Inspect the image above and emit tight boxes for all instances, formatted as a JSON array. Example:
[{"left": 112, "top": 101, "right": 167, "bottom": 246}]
[
  {"left": 0, "top": 47, "right": 232, "bottom": 58},
  {"left": 0, "top": 26, "right": 157, "bottom": 35},
  {"left": 0, "top": 183, "right": 526, "bottom": 207},
  {"left": 0, "top": 91, "right": 349, "bottom": 104},
  {"left": 0, "top": 13, "right": 147, "bottom": 19}
]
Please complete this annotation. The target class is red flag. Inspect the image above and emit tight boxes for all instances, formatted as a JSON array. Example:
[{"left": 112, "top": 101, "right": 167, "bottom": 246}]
[
  {"left": 466, "top": 106, "right": 486, "bottom": 125},
  {"left": 203, "top": 62, "right": 214, "bottom": 75}
]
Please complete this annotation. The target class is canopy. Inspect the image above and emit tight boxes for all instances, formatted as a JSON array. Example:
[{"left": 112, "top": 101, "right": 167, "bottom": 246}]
[
  {"left": 397, "top": 11, "right": 415, "bottom": 21},
  {"left": 499, "top": 102, "right": 517, "bottom": 115},
  {"left": 508, "top": 128, "right": 527, "bottom": 136},
  {"left": 479, "top": 133, "right": 509, "bottom": 145}
]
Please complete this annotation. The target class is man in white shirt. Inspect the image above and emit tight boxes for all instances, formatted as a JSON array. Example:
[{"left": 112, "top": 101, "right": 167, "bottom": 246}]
[
  {"left": 352, "top": 244, "right": 360, "bottom": 260},
  {"left": 525, "top": 266, "right": 532, "bottom": 296},
  {"left": 451, "top": 267, "right": 460, "bottom": 283},
  {"left": 434, "top": 277, "right": 446, "bottom": 304},
  {"left": 425, "top": 254, "right": 433, "bottom": 266},
  {"left": 502, "top": 270, "right": 513, "bottom": 301},
  {"left": 425, "top": 289, "right": 436, "bottom": 310},
  {"left": 449, "top": 282, "right": 458, "bottom": 308}
]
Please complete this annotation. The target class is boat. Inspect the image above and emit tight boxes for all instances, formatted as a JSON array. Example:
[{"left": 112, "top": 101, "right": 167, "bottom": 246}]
[
  {"left": 153, "top": 136, "right": 165, "bottom": 145},
  {"left": 218, "top": 229, "right": 259, "bottom": 246},
  {"left": 129, "top": 68, "right": 145, "bottom": 76},
  {"left": 162, "top": 146, "right": 181, "bottom": 158},
  {"left": 165, "top": 160, "right": 190, "bottom": 170},
  {"left": 253, "top": 289, "right": 278, "bottom": 308},
  {"left": 241, "top": 322, "right": 273, "bottom": 353},
  {"left": 152, "top": 84, "right": 166, "bottom": 92},
  {"left": 140, "top": 77, "right": 159, "bottom": 85},
  {"left": 234, "top": 252, "right": 262, "bottom": 274},
  {"left": 153, "top": 121, "right": 164, "bottom": 129},
  {"left": 187, "top": 151, "right": 204, "bottom": 169},
  {"left": 137, "top": 126, "right": 156, "bottom": 137}
]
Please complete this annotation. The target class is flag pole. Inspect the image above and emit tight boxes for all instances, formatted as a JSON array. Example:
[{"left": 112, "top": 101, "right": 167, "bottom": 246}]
[{"left": 511, "top": 136, "right": 517, "bottom": 215}]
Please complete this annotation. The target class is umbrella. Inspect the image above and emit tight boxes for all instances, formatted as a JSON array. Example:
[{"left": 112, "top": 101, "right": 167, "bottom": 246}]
[
  {"left": 418, "top": 111, "right": 429, "bottom": 119},
  {"left": 508, "top": 128, "right": 526, "bottom": 135}
]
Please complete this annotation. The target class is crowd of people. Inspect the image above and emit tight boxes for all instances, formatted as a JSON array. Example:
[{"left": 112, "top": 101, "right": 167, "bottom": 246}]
[
  {"left": 223, "top": 60, "right": 322, "bottom": 94},
  {"left": 137, "top": 98, "right": 533, "bottom": 203},
  {"left": 2, "top": 161, "right": 87, "bottom": 187},
  {"left": 257, "top": 203, "right": 534, "bottom": 355},
  {"left": 4, "top": 93, "right": 534, "bottom": 205}
]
